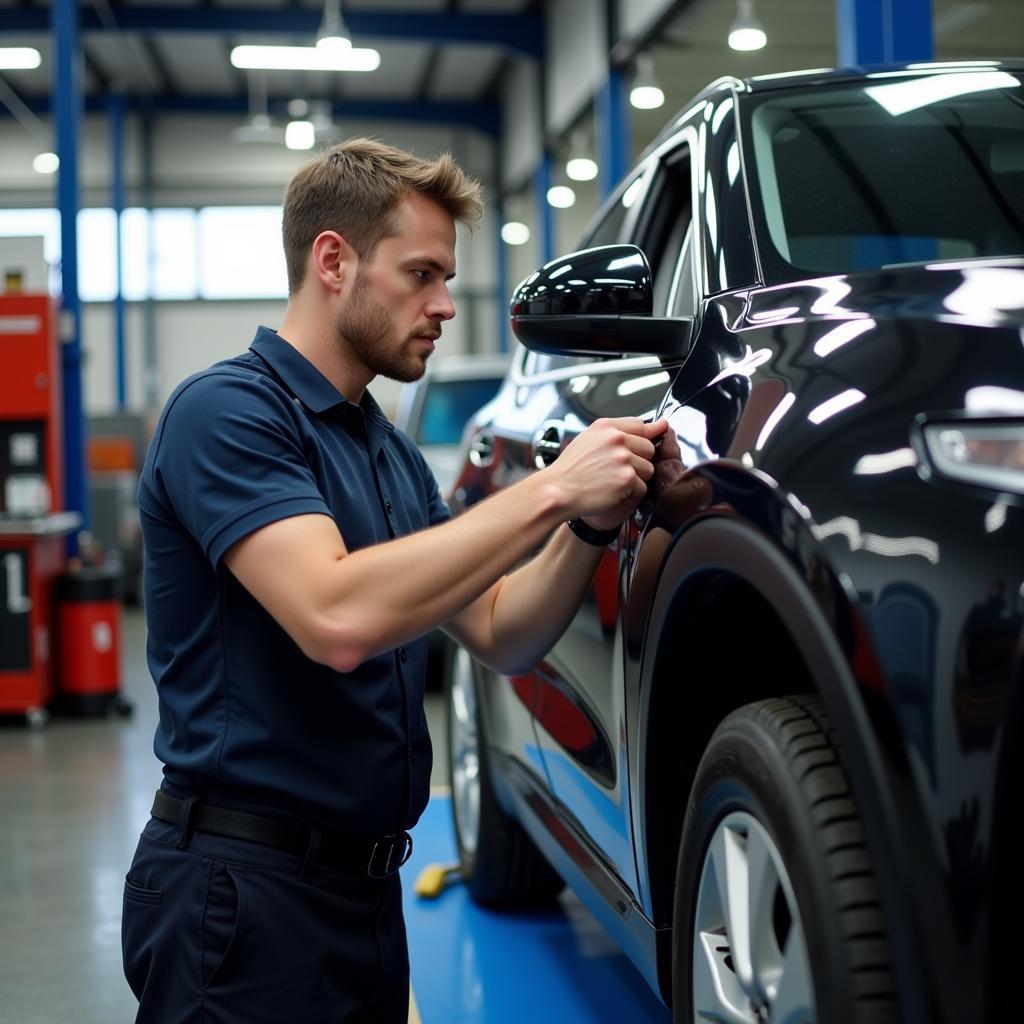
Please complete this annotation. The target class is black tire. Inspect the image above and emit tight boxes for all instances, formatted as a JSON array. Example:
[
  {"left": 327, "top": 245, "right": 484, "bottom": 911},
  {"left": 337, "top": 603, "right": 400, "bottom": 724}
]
[
  {"left": 672, "top": 696, "right": 897, "bottom": 1024},
  {"left": 445, "top": 644, "right": 564, "bottom": 907}
]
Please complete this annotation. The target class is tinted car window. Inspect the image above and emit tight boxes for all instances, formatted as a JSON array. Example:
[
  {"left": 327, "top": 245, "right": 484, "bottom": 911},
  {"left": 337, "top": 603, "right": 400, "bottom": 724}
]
[
  {"left": 745, "top": 72, "right": 1024, "bottom": 279},
  {"left": 584, "top": 170, "right": 643, "bottom": 248},
  {"left": 635, "top": 147, "right": 693, "bottom": 314},
  {"left": 415, "top": 378, "right": 503, "bottom": 444}
]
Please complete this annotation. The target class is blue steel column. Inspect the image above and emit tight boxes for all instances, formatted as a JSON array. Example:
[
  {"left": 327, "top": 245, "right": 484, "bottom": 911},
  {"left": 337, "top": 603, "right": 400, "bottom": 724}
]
[
  {"left": 54, "top": 0, "right": 88, "bottom": 534},
  {"left": 533, "top": 154, "right": 553, "bottom": 264},
  {"left": 597, "top": 67, "right": 629, "bottom": 198},
  {"left": 493, "top": 194, "right": 509, "bottom": 353},
  {"left": 837, "top": 0, "right": 933, "bottom": 66},
  {"left": 110, "top": 93, "right": 126, "bottom": 409}
]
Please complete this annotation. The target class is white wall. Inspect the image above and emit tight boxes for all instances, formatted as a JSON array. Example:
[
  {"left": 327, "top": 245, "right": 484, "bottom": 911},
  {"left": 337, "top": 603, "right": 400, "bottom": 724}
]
[
  {"left": 545, "top": 0, "right": 608, "bottom": 138},
  {"left": 0, "top": 111, "right": 500, "bottom": 419},
  {"left": 618, "top": 0, "right": 676, "bottom": 42},
  {"left": 501, "top": 58, "right": 543, "bottom": 190}
]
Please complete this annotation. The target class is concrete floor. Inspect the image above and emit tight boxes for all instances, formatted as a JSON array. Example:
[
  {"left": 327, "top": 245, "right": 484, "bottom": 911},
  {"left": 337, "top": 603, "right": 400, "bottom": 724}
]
[{"left": 0, "top": 608, "right": 449, "bottom": 1024}]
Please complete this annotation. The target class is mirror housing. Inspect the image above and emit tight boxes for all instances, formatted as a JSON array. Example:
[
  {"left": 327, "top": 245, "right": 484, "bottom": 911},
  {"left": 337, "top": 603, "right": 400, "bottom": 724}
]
[{"left": 510, "top": 244, "right": 692, "bottom": 358}]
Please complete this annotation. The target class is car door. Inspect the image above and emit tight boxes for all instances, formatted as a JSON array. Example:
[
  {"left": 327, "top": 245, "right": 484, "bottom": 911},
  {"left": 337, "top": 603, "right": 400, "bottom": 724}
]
[{"left": 515, "top": 144, "right": 699, "bottom": 898}]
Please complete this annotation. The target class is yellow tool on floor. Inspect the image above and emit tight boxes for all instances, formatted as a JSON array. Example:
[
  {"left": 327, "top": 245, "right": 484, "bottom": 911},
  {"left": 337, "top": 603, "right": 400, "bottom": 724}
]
[{"left": 414, "top": 861, "right": 461, "bottom": 898}]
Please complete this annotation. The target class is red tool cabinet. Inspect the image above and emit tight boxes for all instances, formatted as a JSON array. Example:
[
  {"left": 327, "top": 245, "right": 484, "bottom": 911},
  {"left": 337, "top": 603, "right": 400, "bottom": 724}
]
[{"left": 0, "top": 514, "right": 80, "bottom": 723}]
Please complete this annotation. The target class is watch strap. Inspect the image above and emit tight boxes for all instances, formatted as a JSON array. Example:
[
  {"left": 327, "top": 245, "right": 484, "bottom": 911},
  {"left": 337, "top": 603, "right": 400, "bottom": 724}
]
[{"left": 566, "top": 517, "right": 620, "bottom": 547}]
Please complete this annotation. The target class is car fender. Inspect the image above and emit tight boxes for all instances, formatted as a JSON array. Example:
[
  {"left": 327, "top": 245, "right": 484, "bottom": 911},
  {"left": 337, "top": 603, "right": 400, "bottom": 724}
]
[{"left": 627, "top": 467, "right": 937, "bottom": 1022}]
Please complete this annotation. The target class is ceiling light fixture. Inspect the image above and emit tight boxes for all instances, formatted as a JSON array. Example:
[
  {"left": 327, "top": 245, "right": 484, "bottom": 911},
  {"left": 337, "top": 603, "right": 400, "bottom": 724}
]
[
  {"left": 729, "top": 0, "right": 767, "bottom": 51},
  {"left": 547, "top": 185, "right": 576, "bottom": 209},
  {"left": 566, "top": 130, "right": 599, "bottom": 181},
  {"left": 317, "top": 0, "right": 352, "bottom": 56},
  {"left": 232, "top": 71, "right": 287, "bottom": 144},
  {"left": 230, "top": 44, "right": 379, "bottom": 72},
  {"left": 286, "top": 120, "right": 316, "bottom": 151},
  {"left": 32, "top": 152, "right": 59, "bottom": 174},
  {"left": 630, "top": 54, "right": 665, "bottom": 110},
  {"left": 501, "top": 222, "right": 530, "bottom": 246},
  {"left": 0, "top": 47, "right": 41, "bottom": 71}
]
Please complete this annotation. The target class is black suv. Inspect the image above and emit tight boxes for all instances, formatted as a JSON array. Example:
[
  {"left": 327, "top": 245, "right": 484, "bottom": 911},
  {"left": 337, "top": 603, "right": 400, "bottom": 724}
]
[{"left": 445, "top": 64, "right": 1024, "bottom": 1024}]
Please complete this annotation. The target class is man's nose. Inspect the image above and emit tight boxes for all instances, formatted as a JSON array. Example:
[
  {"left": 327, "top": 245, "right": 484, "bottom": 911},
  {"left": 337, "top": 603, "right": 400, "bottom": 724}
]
[{"left": 426, "top": 284, "right": 456, "bottom": 322}]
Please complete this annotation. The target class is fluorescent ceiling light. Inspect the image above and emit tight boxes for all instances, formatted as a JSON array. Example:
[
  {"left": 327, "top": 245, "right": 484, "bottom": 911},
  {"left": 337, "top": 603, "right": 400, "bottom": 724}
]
[
  {"left": 729, "top": 0, "right": 767, "bottom": 51},
  {"left": 285, "top": 120, "right": 315, "bottom": 150},
  {"left": 316, "top": 0, "right": 352, "bottom": 54},
  {"left": 230, "top": 45, "right": 380, "bottom": 72},
  {"left": 501, "top": 222, "right": 530, "bottom": 246},
  {"left": 32, "top": 152, "right": 59, "bottom": 174},
  {"left": 0, "top": 48, "right": 41, "bottom": 71},
  {"left": 865, "top": 70, "right": 1019, "bottom": 116},
  {"left": 547, "top": 185, "right": 576, "bottom": 209},
  {"left": 567, "top": 157, "right": 598, "bottom": 182},
  {"left": 631, "top": 54, "right": 664, "bottom": 110}
]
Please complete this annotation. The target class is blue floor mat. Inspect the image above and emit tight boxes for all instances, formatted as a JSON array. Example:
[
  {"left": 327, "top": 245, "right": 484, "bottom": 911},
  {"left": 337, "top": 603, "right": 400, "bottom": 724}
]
[{"left": 403, "top": 796, "right": 672, "bottom": 1024}]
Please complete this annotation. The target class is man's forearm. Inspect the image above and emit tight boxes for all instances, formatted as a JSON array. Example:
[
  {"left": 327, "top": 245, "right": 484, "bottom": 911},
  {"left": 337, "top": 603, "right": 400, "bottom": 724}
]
[
  {"left": 463, "top": 524, "right": 608, "bottom": 675},
  {"left": 317, "top": 471, "right": 571, "bottom": 668}
]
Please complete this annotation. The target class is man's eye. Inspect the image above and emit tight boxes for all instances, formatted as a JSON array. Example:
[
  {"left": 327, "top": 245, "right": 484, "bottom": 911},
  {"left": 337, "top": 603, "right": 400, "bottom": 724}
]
[{"left": 412, "top": 270, "right": 429, "bottom": 281}]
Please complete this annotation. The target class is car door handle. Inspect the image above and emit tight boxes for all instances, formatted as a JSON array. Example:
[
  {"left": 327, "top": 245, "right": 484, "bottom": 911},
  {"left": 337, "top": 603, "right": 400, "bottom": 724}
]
[
  {"left": 533, "top": 421, "right": 565, "bottom": 469},
  {"left": 468, "top": 431, "right": 495, "bottom": 468}
]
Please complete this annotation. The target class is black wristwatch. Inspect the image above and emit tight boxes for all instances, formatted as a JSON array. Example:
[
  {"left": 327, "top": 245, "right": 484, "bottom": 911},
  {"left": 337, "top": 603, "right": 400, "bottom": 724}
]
[{"left": 566, "top": 517, "right": 620, "bottom": 547}]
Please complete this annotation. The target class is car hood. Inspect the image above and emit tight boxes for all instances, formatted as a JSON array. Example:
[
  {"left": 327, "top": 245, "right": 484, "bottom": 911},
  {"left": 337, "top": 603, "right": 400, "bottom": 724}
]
[{"left": 746, "top": 258, "right": 1024, "bottom": 331}]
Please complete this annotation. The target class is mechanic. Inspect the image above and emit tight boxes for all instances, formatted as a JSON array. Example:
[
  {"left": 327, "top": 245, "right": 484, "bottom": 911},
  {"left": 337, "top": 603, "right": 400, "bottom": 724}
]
[{"left": 121, "top": 137, "right": 668, "bottom": 1023}]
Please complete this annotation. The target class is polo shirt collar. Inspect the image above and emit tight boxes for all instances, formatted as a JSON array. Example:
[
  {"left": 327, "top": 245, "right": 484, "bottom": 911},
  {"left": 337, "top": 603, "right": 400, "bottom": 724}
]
[{"left": 250, "top": 326, "right": 347, "bottom": 414}]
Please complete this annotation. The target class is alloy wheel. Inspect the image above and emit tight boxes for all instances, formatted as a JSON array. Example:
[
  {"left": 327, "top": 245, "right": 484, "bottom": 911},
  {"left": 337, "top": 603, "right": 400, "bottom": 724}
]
[
  {"left": 692, "top": 811, "right": 816, "bottom": 1024},
  {"left": 449, "top": 646, "right": 481, "bottom": 857}
]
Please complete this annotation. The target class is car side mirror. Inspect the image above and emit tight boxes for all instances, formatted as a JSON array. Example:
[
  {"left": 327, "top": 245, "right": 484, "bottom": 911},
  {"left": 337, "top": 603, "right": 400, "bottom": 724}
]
[{"left": 510, "top": 244, "right": 692, "bottom": 358}]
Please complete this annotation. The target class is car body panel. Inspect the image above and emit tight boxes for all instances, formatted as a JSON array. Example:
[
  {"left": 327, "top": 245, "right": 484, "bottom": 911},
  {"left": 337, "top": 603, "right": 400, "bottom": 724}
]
[{"left": 450, "top": 63, "right": 1024, "bottom": 1022}]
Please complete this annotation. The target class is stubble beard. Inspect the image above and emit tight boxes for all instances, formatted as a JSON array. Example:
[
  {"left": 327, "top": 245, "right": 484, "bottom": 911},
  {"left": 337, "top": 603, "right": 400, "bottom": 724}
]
[{"left": 336, "top": 270, "right": 436, "bottom": 384}]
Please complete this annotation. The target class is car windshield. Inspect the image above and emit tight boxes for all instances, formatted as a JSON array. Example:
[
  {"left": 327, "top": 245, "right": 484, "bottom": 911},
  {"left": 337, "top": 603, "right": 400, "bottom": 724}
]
[
  {"left": 415, "top": 377, "right": 504, "bottom": 445},
  {"left": 744, "top": 70, "right": 1024, "bottom": 281}
]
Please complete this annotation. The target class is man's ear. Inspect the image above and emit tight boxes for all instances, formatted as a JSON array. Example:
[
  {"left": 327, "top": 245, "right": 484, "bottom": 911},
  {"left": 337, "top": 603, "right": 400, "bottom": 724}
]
[{"left": 310, "top": 230, "right": 355, "bottom": 293}]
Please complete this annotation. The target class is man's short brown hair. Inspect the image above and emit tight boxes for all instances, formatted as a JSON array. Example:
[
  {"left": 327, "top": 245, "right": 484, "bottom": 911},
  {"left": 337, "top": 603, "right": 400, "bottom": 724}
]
[{"left": 282, "top": 137, "right": 483, "bottom": 293}]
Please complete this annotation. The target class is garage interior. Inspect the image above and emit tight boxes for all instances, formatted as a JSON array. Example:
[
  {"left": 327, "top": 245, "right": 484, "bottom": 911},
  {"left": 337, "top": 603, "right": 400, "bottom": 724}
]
[{"left": 2, "top": 1, "right": 1023, "bottom": 1021}]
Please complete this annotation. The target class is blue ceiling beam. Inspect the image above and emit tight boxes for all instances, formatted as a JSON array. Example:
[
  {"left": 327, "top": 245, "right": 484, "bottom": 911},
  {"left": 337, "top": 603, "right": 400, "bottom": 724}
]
[
  {"left": 0, "top": 7, "right": 543, "bottom": 57},
  {"left": 6, "top": 95, "right": 501, "bottom": 136}
]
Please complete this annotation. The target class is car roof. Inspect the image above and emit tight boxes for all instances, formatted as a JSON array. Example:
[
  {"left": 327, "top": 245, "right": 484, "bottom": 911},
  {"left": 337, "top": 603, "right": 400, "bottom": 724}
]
[{"left": 645, "top": 59, "right": 1024, "bottom": 154}]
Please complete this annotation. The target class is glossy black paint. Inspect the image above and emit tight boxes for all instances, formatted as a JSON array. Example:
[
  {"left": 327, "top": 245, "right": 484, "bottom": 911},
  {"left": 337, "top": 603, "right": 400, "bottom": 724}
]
[{"left": 451, "top": 63, "right": 1024, "bottom": 1022}]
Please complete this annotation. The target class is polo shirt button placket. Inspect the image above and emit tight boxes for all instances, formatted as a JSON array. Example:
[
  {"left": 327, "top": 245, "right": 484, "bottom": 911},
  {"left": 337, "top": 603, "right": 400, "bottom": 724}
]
[
  {"left": 399, "top": 648, "right": 408, "bottom": 664},
  {"left": 384, "top": 499, "right": 393, "bottom": 515}
]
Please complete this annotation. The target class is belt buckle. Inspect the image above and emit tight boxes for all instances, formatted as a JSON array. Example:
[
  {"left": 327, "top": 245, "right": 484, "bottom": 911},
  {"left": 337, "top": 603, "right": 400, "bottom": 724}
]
[{"left": 367, "top": 832, "right": 413, "bottom": 878}]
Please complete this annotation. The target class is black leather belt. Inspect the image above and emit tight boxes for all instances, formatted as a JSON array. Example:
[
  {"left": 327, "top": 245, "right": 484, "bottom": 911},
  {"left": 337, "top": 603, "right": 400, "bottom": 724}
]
[{"left": 151, "top": 790, "right": 413, "bottom": 878}]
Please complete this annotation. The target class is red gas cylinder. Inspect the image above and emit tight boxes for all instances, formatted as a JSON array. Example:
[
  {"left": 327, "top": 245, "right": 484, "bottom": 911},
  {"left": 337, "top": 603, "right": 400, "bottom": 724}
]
[{"left": 55, "top": 566, "right": 131, "bottom": 717}]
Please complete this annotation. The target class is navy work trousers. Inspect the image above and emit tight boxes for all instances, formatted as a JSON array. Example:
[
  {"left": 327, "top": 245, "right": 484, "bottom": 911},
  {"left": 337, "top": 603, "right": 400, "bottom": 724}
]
[{"left": 121, "top": 817, "right": 409, "bottom": 1023}]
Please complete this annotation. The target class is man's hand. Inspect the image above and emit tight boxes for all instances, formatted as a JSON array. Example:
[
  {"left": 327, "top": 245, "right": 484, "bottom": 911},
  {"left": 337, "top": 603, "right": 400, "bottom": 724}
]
[{"left": 543, "top": 417, "right": 669, "bottom": 532}]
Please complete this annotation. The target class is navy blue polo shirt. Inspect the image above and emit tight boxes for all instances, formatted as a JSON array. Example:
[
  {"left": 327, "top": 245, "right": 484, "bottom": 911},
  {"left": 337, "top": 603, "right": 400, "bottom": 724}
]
[{"left": 138, "top": 326, "right": 450, "bottom": 837}]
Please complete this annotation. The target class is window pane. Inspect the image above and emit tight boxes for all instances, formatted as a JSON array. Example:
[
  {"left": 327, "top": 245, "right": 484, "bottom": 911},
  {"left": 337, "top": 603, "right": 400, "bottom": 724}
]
[
  {"left": 0, "top": 209, "right": 60, "bottom": 292},
  {"left": 416, "top": 377, "right": 505, "bottom": 445},
  {"left": 120, "top": 208, "right": 150, "bottom": 301},
  {"left": 151, "top": 209, "right": 198, "bottom": 300},
  {"left": 197, "top": 206, "right": 286, "bottom": 299},
  {"left": 78, "top": 208, "right": 117, "bottom": 302}
]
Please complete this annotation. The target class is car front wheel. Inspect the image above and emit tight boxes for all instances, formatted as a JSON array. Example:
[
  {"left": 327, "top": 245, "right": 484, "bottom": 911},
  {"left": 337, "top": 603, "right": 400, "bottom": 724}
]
[
  {"left": 672, "top": 697, "right": 897, "bottom": 1024},
  {"left": 446, "top": 644, "right": 563, "bottom": 907}
]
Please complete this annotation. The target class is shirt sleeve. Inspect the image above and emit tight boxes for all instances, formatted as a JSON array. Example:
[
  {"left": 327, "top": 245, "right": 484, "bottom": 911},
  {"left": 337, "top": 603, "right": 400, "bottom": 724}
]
[
  {"left": 145, "top": 371, "right": 331, "bottom": 567},
  {"left": 416, "top": 446, "right": 452, "bottom": 528}
]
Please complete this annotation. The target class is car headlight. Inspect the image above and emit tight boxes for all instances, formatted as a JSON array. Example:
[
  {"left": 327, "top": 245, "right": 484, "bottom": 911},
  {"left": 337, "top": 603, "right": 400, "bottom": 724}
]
[{"left": 921, "top": 420, "right": 1024, "bottom": 493}]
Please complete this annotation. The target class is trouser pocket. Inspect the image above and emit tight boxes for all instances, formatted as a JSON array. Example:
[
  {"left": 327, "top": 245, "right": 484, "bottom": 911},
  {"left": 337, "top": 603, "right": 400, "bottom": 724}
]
[
  {"left": 202, "top": 863, "right": 243, "bottom": 989},
  {"left": 122, "top": 875, "right": 164, "bottom": 1000}
]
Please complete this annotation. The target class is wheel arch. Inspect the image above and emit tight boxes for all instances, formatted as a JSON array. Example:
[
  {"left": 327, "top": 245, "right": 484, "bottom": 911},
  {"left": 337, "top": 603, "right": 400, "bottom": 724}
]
[{"left": 634, "top": 515, "right": 934, "bottom": 1020}]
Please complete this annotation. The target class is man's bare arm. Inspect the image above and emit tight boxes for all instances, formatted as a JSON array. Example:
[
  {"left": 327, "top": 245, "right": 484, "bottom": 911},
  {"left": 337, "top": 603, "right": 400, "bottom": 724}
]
[{"left": 223, "top": 417, "right": 661, "bottom": 671}]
